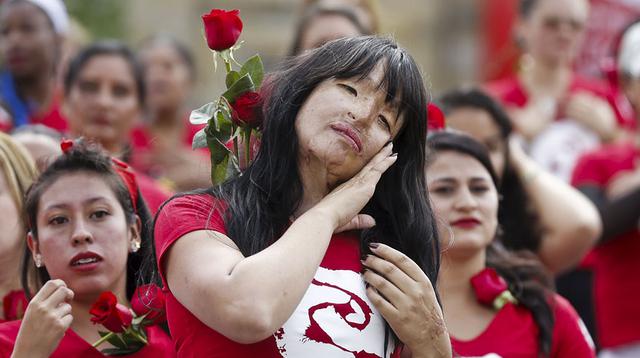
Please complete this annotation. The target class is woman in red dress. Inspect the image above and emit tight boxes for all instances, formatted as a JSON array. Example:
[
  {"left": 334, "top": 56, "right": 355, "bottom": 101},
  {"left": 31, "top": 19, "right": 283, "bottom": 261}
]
[
  {"left": 426, "top": 131, "right": 595, "bottom": 357},
  {"left": 0, "top": 141, "right": 175, "bottom": 357},
  {"left": 152, "top": 36, "right": 451, "bottom": 357},
  {"left": 0, "top": 133, "right": 37, "bottom": 322}
]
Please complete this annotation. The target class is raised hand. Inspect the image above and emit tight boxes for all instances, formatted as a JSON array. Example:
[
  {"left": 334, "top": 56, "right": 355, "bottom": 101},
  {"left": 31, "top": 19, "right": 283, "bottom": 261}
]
[
  {"left": 12, "top": 280, "right": 74, "bottom": 358},
  {"left": 362, "top": 244, "right": 451, "bottom": 358},
  {"left": 314, "top": 142, "right": 397, "bottom": 233}
]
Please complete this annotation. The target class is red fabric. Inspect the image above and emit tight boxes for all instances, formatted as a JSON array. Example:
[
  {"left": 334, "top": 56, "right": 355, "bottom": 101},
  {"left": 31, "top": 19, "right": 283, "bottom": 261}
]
[
  {"left": 129, "top": 118, "right": 208, "bottom": 177},
  {"left": 29, "top": 98, "right": 67, "bottom": 133},
  {"left": 451, "top": 295, "right": 594, "bottom": 357},
  {"left": 571, "top": 142, "right": 640, "bottom": 348},
  {"left": 136, "top": 172, "right": 171, "bottom": 215},
  {"left": 154, "top": 193, "right": 401, "bottom": 357},
  {"left": 485, "top": 74, "right": 635, "bottom": 130},
  {"left": 1, "top": 291, "right": 26, "bottom": 323},
  {"left": 0, "top": 320, "right": 175, "bottom": 357}
]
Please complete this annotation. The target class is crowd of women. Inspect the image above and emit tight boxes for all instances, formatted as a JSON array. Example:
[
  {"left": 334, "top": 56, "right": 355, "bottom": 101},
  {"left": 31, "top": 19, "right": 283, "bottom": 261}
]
[{"left": 0, "top": 0, "right": 638, "bottom": 357}]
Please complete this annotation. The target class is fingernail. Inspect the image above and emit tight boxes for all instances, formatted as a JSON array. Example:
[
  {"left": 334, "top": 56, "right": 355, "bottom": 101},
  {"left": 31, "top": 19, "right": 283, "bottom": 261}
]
[
  {"left": 369, "top": 242, "right": 380, "bottom": 249},
  {"left": 390, "top": 152, "right": 398, "bottom": 157}
]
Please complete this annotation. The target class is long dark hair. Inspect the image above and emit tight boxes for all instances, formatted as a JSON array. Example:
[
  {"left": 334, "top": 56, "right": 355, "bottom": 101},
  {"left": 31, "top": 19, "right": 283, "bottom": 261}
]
[
  {"left": 22, "top": 141, "right": 156, "bottom": 300},
  {"left": 439, "top": 88, "right": 544, "bottom": 253},
  {"left": 427, "top": 131, "right": 554, "bottom": 356},
  {"left": 152, "top": 36, "right": 440, "bottom": 346}
]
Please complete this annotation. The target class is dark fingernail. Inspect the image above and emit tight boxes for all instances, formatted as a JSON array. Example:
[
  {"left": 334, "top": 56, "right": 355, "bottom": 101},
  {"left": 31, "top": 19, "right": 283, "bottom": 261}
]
[{"left": 369, "top": 242, "right": 380, "bottom": 249}]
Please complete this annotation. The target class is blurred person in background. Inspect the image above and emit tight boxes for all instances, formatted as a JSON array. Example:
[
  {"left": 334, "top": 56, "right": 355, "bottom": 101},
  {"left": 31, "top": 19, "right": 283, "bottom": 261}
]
[
  {"left": 427, "top": 130, "right": 595, "bottom": 357},
  {"left": 439, "top": 88, "right": 600, "bottom": 274},
  {"left": 132, "top": 34, "right": 210, "bottom": 192},
  {"left": 486, "top": 0, "right": 627, "bottom": 183},
  {"left": 289, "top": 2, "right": 373, "bottom": 56},
  {"left": 11, "top": 124, "right": 62, "bottom": 172},
  {"left": 571, "top": 20, "right": 640, "bottom": 358},
  {"left": 0, "top": 132, "right": 38, "bottom": 323},
  {"left": 0, "top": 0, "right": 69, "bottom": 133},
  {"left": 302, "top": 0, "right": 380, "bottom": 34},
  {"left": 63, "top": 41, "right": 170, "bottom": 213}
]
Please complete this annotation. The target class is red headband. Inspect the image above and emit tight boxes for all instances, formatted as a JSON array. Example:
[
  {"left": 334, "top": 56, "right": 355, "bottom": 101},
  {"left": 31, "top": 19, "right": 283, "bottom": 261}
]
[{"left": 60, "top": 140, "right": 139, "bottom": 211}]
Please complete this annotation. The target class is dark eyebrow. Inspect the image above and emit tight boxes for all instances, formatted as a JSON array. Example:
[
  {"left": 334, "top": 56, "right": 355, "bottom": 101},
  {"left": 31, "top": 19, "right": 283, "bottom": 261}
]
[{"left": 42, "top": 197, "right": 111, "bottom": 212}]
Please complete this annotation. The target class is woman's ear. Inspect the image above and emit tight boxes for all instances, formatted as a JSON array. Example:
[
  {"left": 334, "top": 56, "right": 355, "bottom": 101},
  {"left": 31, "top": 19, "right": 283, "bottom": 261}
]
[
  {"left": 27, "top": 232, "right": 43, "bottom": 267},
  {"left": 128, "top": 215, "right": 142, "bottom": 253}
]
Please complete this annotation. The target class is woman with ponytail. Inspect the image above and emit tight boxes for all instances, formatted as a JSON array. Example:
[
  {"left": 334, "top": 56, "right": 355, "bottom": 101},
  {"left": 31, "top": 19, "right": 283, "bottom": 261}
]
[{"left": 426, "top": 131, "right": 594, "bottom": 357}]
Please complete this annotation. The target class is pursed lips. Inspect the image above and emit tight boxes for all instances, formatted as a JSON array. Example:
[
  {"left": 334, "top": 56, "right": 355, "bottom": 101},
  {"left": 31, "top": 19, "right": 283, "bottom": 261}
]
[{"left": 330, "top": 122, "right": 363, "bottom": 153}]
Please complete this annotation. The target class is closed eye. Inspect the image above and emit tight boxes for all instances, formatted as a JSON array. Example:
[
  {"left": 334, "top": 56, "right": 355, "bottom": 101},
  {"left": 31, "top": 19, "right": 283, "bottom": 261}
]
[
  {"left": 378, "top": 115, "right": 391, "bottom": 131},
  {"left": 338, "top": 83, "right": 357, "bottom": 96}
]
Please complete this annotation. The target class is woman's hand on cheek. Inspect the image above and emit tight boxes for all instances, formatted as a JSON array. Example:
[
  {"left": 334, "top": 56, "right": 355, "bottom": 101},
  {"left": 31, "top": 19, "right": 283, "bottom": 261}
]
[
  {"left": 313, "top": 142, "right": 397, "bottom": 233},
  {"left": 362, "top": 244, "right": 451, "bottom": 358},
  {"left": 12, "top": 280, "right": 74, "bottom": 358}
]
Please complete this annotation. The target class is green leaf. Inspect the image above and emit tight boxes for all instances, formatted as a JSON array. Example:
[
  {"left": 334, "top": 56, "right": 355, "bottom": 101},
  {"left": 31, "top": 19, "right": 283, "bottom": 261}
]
[
  {"left": 192, "top": 127, "right": 207, "bottom": 150},
  {"left": 239, "top": 55, "right": 264, "bottom": 88},
  {"left": 222, "top": 74, "right": 254, "bottom": 103},
  {"left": 225, "top": 70, "right": 241, "bottom": 89},
  {"left": 189, "top": 102, "right": 216, "bottom": 124},
  {"left": 212, "top": 154, "right": 229, "bottom": 185}
]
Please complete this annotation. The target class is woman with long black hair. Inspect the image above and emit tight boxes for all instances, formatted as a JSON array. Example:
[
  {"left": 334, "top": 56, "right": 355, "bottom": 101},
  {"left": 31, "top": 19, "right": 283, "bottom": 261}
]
[{"left": 152, "top": 36, "right": 450, "bottom": 357}]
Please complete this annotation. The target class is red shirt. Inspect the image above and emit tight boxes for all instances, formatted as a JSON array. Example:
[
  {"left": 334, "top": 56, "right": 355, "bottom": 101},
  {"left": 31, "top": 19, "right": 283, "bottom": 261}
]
[
  {"left": 0, "top": 94, "right": 68, "bottom": 134},
  {"left": 154, "top": 194, "right": 400, "bottom": 357},
  {"left": 0, "top": 291, "right": 27, "bottom": 323},
  {"left": 451, "top": 295, "right": 595, "bottom": 357},
  {"left": 135, "top": 172, "right": 171, "bottom": 215},
  {"left": 128, "top": 119, "right": 208, "bottom": 178},
  {"left": 0, "top": 320, "right": 175, "bottom": 357},
  {"left": 571, "top": 142, "right": 640, "bottom": 348},
  {"left": 486, "top": 74, "right": 633, "bottom": 129}
]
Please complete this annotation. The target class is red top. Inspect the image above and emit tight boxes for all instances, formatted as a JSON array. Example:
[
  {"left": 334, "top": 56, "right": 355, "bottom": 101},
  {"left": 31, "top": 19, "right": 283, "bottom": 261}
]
[
  {"left": 135, "top": 172, "right": 171, "bottom": 215},
  {"left": 0, "top": 320, "right": 175, "bottom": 358},
  {"left": 128, "top": 118, "right": 208, "bottom": 178},
  {"left": 486, "top": 74, "right": 633, "bottom": 130},
  {"left": 28, "top": 96, "right": 68, "bottom": 133},
  {"left": 0, "top": 291, "right": 27, "bottom": 323},
  {"left": 571, "top": 142, "right": 640, "bottom": 348},
  {"left": 0, "top": 93, "right": 68, "bottom": 134},
  {"left": 154, "top": 194, "right": 400, "bottom": 358},
  {"left": 451, "top": 295, "right": 595, "bottom": 357}
]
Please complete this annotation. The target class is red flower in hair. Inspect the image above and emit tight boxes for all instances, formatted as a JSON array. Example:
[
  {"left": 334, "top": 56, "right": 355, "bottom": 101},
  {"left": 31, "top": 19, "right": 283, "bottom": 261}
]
[
  {"left": 89, "top": 292, "right": 133, "bottom": 333},
  {"left": 470, "top": 268, "right": 517, "bottom": 310},
  {"left": 427, "top": 103, "right": 446, "bottom": 131}
]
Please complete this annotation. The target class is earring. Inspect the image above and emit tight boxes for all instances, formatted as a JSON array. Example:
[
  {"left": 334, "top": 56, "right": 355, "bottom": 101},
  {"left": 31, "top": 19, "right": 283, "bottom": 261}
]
[
  {"left": 131, "top": 240, "right": 140, "bottom": 253},
  {"left": 34, "top": 254, "right": 42, "bottom": 268}
]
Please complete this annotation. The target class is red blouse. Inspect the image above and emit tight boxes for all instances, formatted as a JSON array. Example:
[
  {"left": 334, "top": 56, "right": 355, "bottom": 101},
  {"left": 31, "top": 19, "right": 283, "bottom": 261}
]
[
  {"left": 154, "top": 193, "right": 401, "bottom": 357},
  {"left": 0, "top": 320, "right": 175, "bottom": 358},
  {"left": 451, "top": 295, "right": 595, "bottom": 357}
]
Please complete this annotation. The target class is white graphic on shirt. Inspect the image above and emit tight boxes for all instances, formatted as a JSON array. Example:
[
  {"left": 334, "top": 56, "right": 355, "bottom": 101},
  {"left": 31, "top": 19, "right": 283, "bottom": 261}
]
[{"left": 274, "top": 267, "right": 392, "bottom": 357}]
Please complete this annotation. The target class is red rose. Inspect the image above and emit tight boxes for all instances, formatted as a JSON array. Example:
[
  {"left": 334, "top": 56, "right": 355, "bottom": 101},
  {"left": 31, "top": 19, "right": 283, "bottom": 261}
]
[
  {"left": 427, "top": 103, "right": 446, "bottom": 131},
  {"left": 131, "top": 285, "right": 166, "bottom": 325},
  {"left": 470, "top": 267, "right": 509, "bottom": 306},
  {"left": 89, "top": 292, "right": 133, "bottom": 333},
  {"left": 231, "top": 91, "right": 262, "bottom": 128},
  {"left": 202, "top": 9, "right": 243, "bottom": 52}
]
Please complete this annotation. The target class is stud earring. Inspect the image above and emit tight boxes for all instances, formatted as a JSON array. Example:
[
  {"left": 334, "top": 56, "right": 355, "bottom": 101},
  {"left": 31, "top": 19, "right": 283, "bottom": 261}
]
[
  {"left": 34, "top": 254, "right": 42, "bottom": 268},
  {"left": 131, "top": 240, "right": 140, "bottom": 253}
]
